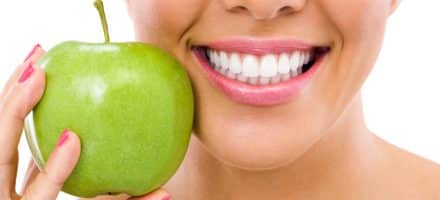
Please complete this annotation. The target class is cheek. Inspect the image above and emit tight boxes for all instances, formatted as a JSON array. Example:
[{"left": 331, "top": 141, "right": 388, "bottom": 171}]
[
  {"left": 318, "top": 0, "right": 390, "bottom": 112},
  {"left": 323, "top": 0, "right": 389, "bottom": 43},
  {"left": 129, "top": 0, "right": 206, "bottom": 50}
]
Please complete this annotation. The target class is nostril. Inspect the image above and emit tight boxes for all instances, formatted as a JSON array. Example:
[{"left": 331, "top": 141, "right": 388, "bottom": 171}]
[
  {"left": 279, "top": 6, "right": 291, "bottom": 12},
  {"left": 229, "top": 5, "right": 248, "bottom": 14},
  {"left": 278, "top": 5, "right": 295, "bottom": 16},
  {"left": 223, "top": 0, "right": 306, "bottom": 20},
  {"left": 237, "top": 5, "right": 247, "bottom": 11}
]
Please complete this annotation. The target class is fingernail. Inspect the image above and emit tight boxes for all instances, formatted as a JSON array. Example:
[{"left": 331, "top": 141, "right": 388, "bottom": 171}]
[
  {"left": 161, "top": 195, "right": 171, "bottom": 200},
  {"left": 57, "top": 129, "right": 70, "bottom": 147},
  {"left": 18, "top": 63, "right": 35, "bottom": 83},
  {"left": 24, "top": 44, "right": 41, "bottom": 63}
]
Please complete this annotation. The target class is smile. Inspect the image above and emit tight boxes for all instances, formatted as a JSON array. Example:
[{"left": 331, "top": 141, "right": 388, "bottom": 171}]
[{"left": 192, "top": 39, "right": 330, "bottom": 106}]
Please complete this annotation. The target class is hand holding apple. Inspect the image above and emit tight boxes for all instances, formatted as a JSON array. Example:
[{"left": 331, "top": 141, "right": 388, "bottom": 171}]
[
  {"left": 0, "top": 43, "right": 81, "bottom": 200},
  {"left": 24, "top": 0, "right": 194, "bottom": 197}
]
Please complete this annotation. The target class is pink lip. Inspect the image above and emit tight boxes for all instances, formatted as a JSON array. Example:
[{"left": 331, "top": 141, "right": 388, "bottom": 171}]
[
  {"left": 208, "top": 39, "right": 314, "bottom": 56},
  {"left": 192, "top": 39, "right": 328, "bottom": 106}
]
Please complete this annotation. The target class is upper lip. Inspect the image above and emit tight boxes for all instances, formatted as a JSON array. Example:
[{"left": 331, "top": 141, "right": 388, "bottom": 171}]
[{"left": 193, "top": 38, "right": 328, "bottom": 56}]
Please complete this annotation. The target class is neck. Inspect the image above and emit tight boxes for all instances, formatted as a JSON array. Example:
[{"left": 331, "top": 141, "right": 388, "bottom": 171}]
[{"left": 173, "top": 94, "right": 380, "bottom": 200}]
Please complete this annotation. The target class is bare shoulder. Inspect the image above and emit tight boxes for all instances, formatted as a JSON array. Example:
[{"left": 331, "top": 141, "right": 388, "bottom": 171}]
[{"left": 375, "top": 137, "right": 440, "bottom": 199}]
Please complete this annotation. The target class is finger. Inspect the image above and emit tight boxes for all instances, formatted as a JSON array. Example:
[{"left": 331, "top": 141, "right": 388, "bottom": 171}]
[
  {"left": 0, "top": 63, "right": 45, "bottom": 161},
  {"left": 23, "top": 129, "right": 81, "bottom": 200},
  {"left": 0, "top": 150, "right": 18, "bottom": 198},
  {"left": 0, "top": 63, "right": 45, "bottom": 193},
  {"left": 128, "top": 189, "right": 171, "bottom": 200},
  {"left": 81, "top": 193, "right": 130, "bottom": 200},
  {"left": 0, "top": 44, "right": 44, "bottom": 99},
  {"left": 20, "top": 159, "right": 39, "bottom": 195},
  {"left": 0, "top": 45, "right": 44, "bottom": 196}
]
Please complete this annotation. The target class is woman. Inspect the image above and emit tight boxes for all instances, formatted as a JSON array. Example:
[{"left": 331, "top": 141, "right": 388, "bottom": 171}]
[{"left": 1, "top": 0, "right": 440, "bottom": 199}]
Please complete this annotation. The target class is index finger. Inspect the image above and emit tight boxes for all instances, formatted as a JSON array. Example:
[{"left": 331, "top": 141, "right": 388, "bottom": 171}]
[
  {"left": 0, "top": 45, "right": 45, "bottom": 163},
  {"left": 0, "top": 48, "right": 46, "bottom": 195},
  {"left": 0, "top": 44, "right": 45, "bottom": 99}
]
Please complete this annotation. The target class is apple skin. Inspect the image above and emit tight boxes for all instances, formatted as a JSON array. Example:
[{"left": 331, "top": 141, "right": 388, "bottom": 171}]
[{"left": 25, "top": 41, "right": 194, "bottom": 197}]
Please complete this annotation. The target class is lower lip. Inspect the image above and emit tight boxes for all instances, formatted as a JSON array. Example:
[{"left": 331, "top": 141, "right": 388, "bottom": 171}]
[{"left": 193, "top": 50, "right": 327, "bottom": 106}]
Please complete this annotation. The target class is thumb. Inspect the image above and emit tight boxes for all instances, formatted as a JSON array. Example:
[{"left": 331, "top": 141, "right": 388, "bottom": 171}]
[
  {"left": 22, "top": 129, "right": 81, "bottom": 200},
  {"left": 20, "top": 159, "right": 39, "bottom": 195},
  {"left": 129, "top": 189, "right": 171, "bottom": 200}
]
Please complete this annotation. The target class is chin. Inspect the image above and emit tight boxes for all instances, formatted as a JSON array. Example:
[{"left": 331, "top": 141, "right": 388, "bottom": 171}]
[{"left": 194, "top": 118, "right": 325, "bottom": 171}]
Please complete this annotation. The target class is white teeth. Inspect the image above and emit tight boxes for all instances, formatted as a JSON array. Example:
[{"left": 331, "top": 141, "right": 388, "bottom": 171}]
[
  {"left": 220, "top": 68, "right": 227, "bottom": 75},
  {"left": 281, "top": 73, "right": 291, "bottom": 81},
  {"left": 260, "top": 54, "right": 278, "bottom": 77},
  {"left": 237, "top": 74, "right": 248, "bottom": 82},
  {"left": 229, "top": 53, "right": 241, "bottom": 74},
  {"left": 304, "top": 52, "right": 311, "bottom": 64},
  {"left": 206, "top": 49, "right": 315, "bottom": 85},
  {"left": 299, "top": 52, "right": 305, "bottom": 68},
  {"left": 212, "top": 51, "right": 220, "bottom": 70},
  {"left": 291, "top": 68, "right": 298, "bottom": 77},
  {"left": 278, "top": 53, "right": 290, "bottom": 74},
  {"left": 227, "top": 70, "right": 236, "bottom": 79},
  {"left": 259, "top": 77, "right": 270, "bottom": 85},
  {"left": 209, "top": 51, "right": 214, "bottom": 62},
  {"left": 248, "top": 77, "right": 258, "bottom": 85},
  {"left": 290, "top": 52, "right": 301, "bottom": 72},
  {"left": 271, "top": 74, "right": 281, "bottom": 84},
  {"left": 220, "top": 51, "right": 229, "bottom": 70},
  {"left": 242, "top": 55, "right": 259, "bottom": 77}
]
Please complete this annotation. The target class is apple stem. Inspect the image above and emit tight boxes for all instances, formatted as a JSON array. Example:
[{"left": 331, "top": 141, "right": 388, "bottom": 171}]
[{"left": 94, "top": 0, "right": 110, "bottom": 43}]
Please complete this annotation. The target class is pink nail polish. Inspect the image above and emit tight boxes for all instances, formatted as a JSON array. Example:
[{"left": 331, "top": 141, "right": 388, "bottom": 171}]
[
  {"left": 57, "top": 129, "right": 70, "bottom": 147},
  {"left": 18, "top": 63, "right": 35, "bottom": 83},
  {"left": 23, "top": 44, "right": 41, "bottom": 62},
  {"left": 161, "top": 195, "right": 171, "bottom": 200}
]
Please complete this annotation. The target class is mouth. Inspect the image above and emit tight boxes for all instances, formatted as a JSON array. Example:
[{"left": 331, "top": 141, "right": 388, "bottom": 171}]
[{"left": 192, "top": 39, "right": 330, "bottom": 106}]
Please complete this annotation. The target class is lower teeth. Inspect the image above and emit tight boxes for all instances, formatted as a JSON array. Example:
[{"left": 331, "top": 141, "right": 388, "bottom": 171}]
[
  {"left": 214, "top": 68, "right": 310, "bottom": 85},
  {"left": 210, "top": 62, "right": 313, "bottom": 86}
]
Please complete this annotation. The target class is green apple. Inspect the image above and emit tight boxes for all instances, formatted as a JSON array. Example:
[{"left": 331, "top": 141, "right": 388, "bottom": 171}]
[{"left": 24, "top": 0, "right": 194, "bottom": 197}]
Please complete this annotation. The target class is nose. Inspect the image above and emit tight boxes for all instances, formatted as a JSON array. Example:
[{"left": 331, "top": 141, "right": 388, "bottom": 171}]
[{"left": 221, "top": 0, "right": 306, "bottom": 20}]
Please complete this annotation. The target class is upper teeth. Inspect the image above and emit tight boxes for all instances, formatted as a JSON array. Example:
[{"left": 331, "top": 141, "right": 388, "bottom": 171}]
[{"left": 207, "top": 49, "right": 313, "bottom": 85}]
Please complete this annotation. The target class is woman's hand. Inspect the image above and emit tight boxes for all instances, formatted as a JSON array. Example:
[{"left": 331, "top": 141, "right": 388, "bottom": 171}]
[
  {"left": 1, "top": 45, "right": 171, "bottom": 200},
  {"left": 0, "top": 44, "right": 81, "bottom": 200}
]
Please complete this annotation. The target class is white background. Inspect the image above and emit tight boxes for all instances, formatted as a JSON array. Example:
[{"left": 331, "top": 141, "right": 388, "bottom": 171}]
[{"left": 0, "top": 1, "right": 439, "bottom": 199}]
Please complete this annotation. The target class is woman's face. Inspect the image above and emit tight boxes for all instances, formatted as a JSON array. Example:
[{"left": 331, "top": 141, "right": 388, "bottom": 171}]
[{"left": 127, "top": 0, "right": 398, "bottom": 170}]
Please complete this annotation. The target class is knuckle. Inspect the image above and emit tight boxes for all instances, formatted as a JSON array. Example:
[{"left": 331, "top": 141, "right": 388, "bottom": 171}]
[
  {"left": 0, "top": 190, "right": 14, "bottom": 200},
  {"left": 0, "top": 88, "right": 29, "bottom": 122},
  {"left": 0, "top": 149, "right": 18, "bottom": 166},
  {"left": 39, "top": 169, "right": 63, "bottom": 190},
  {"left": 0, "top": 89, "right": 8, "bottom": 105},
  {"left": 23, "top": 188, "right": 36, "bottom": 200},
  {"left": 21, "top": 170, "right": 63, "bottom": 200}
]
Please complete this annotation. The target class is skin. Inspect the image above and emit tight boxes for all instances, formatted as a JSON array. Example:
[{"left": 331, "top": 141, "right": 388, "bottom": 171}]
[{"left": 1, "top": 0, "right": 439, "bottom": 199}]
